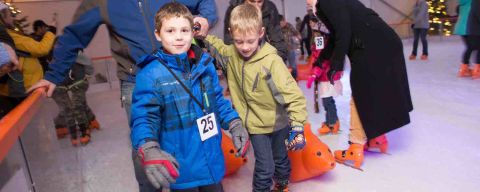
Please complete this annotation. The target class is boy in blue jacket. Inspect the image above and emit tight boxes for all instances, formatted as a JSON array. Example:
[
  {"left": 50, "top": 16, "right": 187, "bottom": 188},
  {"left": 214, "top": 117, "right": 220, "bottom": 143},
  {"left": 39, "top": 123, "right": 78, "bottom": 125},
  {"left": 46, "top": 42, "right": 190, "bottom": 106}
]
[{"left": 130, "top": 3, "right": 249, "bottom": 191}]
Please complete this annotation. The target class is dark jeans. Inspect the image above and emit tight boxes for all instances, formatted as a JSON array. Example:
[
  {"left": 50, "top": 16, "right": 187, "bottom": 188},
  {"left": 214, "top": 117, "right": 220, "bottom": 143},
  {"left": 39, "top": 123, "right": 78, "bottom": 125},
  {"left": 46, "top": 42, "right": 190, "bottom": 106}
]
[
  {"left": 461, "top": 35, "right": 480, "bottom": 64},
  {"left": 121, "top": 80, "right": 157, "bottom": 192},
  {"left": 250, "top": 127, "right": 291, "bottom": 192},
  {"left": 412, "top": 28, "right": 428, "bottom": 56},
  {"left": 300, "top": 37, "right": 311, "bottom": 56},
  {"left": 322, "top": 97, "right": 338, "bottom": 125},
  {"left": 172, "top": 183, "right": 224, "bottom": 192}
]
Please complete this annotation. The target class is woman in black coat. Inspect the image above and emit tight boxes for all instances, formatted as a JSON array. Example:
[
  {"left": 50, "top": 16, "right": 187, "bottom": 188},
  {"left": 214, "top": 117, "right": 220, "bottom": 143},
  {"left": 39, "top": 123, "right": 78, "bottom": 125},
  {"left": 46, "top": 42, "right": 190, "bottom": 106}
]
[{"left": 309, "top": 0, "right": 413, "bottom": 169}]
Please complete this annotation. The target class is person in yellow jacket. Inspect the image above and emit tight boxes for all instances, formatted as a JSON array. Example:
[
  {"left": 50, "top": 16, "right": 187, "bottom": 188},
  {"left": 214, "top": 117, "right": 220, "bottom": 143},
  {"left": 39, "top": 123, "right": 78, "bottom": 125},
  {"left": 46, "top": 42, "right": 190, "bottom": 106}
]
[
  {"left": 204, "top": 4, "right": 307, "bottom": 192},
  {"left": 0, "top": 3, "right": 55, "bottom": 116}
]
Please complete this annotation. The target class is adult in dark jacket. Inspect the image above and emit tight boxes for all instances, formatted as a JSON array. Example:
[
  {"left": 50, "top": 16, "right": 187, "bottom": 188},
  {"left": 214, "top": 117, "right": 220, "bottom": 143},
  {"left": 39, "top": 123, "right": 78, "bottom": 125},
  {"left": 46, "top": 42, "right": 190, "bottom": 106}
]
[
  {"left": 26, "top": 1, "right": 218, "bottom": 191},
  {"left": 309, "top": 0, "right": 413, "bottom": 169},
  {"left": 223, "top": 0, "right": 288, "bottom": 61}
]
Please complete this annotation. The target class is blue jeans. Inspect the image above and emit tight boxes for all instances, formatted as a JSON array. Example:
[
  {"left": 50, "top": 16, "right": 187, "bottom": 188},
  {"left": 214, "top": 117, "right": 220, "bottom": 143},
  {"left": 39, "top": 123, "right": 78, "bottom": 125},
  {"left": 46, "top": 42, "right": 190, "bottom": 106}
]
[
  {"left": 322, "top": 97, "right": 338, "bottom": 125},
  {"left": 287, "top": 50, "right": 297, "bottom": 79},
  {"left": 250, "top": 127, "right": 291, "bottom": 192},
  {"left": 412, "top": 28, "right": 428, "bottom": 56},
  {"left": 121, "top": 80, "right": 157, "bottom": 192}
]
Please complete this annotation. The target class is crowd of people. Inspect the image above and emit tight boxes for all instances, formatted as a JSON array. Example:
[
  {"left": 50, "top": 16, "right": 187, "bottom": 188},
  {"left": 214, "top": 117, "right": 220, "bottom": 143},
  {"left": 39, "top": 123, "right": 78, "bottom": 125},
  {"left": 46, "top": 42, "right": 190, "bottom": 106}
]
[{"left": 1, "top": 0, "right": 478, "bottom": 191}]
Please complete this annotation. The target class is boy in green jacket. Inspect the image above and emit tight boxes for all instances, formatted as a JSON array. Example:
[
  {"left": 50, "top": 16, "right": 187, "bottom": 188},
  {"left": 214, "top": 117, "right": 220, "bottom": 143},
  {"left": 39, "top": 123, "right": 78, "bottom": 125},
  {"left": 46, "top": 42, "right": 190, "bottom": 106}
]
[{"left": 205, "top": 3, "right": 307, "bottom": 192}]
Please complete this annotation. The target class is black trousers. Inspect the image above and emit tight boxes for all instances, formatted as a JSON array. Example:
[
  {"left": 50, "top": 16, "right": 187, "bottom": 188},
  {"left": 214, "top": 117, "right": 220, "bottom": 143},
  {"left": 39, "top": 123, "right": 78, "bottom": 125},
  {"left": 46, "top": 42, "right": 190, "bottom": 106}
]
[
  {"left": 461, "top": 35, "right": 480, "bottom": 64},
  {"left": 412, "top": 28, "right": 428, "bottom": 56}
]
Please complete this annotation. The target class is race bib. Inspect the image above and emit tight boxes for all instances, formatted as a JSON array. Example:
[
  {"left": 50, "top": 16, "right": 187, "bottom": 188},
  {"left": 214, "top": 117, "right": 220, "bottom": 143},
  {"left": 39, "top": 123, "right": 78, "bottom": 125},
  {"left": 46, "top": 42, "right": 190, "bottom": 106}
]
[
  {"left": 315, "top": 36, "right": 324, "bottom": 50},
  {"left": 197, "top": 113, "right": 218, "bottom": 141}
]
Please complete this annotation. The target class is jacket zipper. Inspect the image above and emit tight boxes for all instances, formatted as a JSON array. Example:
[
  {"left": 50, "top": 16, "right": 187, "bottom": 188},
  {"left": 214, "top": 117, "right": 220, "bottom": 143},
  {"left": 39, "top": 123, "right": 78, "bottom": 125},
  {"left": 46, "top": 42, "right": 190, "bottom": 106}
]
[
  {"left": 137, "top": 0, "right": 156, "bottom": 52},
  {"left": 241, "top": 61, "right": 250, "bottom": 129}
]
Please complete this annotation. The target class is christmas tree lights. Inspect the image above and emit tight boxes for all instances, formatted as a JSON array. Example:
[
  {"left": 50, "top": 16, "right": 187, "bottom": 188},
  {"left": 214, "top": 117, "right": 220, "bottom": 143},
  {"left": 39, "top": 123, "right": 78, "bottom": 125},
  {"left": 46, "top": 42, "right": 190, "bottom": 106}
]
[{"left": 427, "top": 0, "right": 452, "bottom": 36}]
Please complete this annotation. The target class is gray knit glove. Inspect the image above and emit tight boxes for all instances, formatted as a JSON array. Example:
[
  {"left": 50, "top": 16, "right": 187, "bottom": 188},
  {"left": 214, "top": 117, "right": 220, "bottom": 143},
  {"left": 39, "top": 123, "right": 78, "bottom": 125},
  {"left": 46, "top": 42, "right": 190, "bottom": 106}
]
[
  {"left": 138, "top": 141, "right": 179, "bottom": 189},
  {"left": 228, "top": 119, "right": 250, "bottom": 157}
]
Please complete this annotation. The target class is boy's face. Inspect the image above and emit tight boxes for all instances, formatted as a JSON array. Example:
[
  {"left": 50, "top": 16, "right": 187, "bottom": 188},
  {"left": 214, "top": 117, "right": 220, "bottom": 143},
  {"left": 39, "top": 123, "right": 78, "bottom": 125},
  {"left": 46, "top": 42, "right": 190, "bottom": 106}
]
[
  {"left": 232, "top": 28, "right": 265, "bottom": 59},
  {"left": 155, "top": 16, "right": 193, "bottom": 55}
]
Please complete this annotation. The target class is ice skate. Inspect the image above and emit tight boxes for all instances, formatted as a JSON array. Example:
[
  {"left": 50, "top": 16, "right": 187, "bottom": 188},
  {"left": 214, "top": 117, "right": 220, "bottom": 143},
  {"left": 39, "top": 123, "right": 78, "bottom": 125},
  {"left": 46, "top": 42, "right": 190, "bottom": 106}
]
[
  {"left": 472, "top": 64, "right": 480, "bottom": 79},
  {"left": 271, "top": 181, "right": 289, "bottom": 192},
  {"left": 80, "top": 124, "right": 91, "bottom": 145},
  {"left": 70, "top": 134, "right": 79, "bottom": 146},
  {"left": 458, "top": 64, "right": 472, "bottom": 77},
  {"left": 89, "top": 119, "right": 101, "bottom": 130},
  {"left": 420, "top": 55, "right": 428, "bottom": 60},
  {"left": 408, "top": 54, "right": 416, "bottom": 60},
  {"left": 56, "top": 127, "right": 69, "bottom": 139},
  {"left": 80, "top": 133, "right": 90, "bottom": 145},
  {"left": 364, "top": 134, "right": 390, "bottom": 155},
  {"left": 334, "top": 143, "right": 364, "bottom": 171},
  {"left": 318, "top": 121, "right": 340, "bottom": 135}
]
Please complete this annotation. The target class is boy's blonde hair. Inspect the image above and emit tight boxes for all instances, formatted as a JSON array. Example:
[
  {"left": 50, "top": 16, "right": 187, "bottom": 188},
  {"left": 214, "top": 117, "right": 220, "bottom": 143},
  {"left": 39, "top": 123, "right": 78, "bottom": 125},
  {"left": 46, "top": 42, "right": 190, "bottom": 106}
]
[
  {"left": 229, "top": 3, "right": 263, "bottom": 36},
  {"left": 154, "top": 2, "right": 193, "bottom": 31}
]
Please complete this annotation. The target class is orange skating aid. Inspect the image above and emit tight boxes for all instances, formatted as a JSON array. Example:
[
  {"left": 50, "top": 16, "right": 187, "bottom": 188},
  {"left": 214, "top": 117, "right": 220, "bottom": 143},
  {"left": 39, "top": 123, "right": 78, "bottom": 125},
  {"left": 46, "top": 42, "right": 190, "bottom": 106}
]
[
  {"left": 365, "top": 134, "right": 389, "bottom": 154},
  {"left": 289, "top": 123, "right": 336, "bottom": 182},
  {"left": 334, "top": 143, "right": 364, "bottom": 171},
  {"left": 221, "top": 130, "right": 247, "bottom": 176},
  {"left": 318, "top": 121, "right": 340, "bottom": 135}
]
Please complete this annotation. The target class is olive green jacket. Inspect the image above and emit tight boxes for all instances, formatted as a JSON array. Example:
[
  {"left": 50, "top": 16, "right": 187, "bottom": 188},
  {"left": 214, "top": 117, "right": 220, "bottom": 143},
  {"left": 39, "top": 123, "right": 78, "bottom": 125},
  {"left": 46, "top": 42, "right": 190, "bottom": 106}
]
[{"left": 205, "top": 35, "right": 307, "bottom": 134}]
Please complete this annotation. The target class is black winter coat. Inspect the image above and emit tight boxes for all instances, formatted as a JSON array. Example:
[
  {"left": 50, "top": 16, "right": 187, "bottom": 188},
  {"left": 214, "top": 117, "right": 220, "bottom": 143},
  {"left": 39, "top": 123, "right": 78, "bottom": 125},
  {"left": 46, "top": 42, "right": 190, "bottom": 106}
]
[
  {"left": 468, "top": 0, "right": 480, "bottom": 35},
  {"left": 315, "top": 0, "right": 413, "bottom": 139},
  {"left": 223, "top": 0, "right": 288, "bottom": 60}
]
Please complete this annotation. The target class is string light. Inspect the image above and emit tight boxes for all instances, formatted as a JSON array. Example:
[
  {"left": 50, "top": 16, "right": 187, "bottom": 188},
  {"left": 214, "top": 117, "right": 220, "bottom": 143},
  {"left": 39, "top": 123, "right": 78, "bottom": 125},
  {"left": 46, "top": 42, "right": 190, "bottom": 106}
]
[{"left": 426, "top": 0, "right": 452, "bottom": 36}]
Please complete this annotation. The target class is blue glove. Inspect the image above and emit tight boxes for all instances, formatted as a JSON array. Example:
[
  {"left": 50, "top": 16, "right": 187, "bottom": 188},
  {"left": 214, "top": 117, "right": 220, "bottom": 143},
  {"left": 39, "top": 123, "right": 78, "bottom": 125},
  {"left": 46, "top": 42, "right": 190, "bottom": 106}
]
[{"left": 285, "top": 126, "right": 306, "bottom": 151}]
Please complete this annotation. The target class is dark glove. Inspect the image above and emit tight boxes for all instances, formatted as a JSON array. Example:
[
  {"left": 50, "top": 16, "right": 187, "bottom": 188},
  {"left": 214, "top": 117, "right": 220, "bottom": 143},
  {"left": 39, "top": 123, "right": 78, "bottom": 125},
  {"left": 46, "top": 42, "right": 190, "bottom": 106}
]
[
  {"left": 138, "top": 141, "right": 179, "bottom": 189},
  {"left": 285, "top": 126, "right": 306, "bottom": 151},
  {"left": 327, "top": 69, "right": 337, "bottom": 85},
  {"left": 229, "top": 119, "right": 250, "bottom": 157}
]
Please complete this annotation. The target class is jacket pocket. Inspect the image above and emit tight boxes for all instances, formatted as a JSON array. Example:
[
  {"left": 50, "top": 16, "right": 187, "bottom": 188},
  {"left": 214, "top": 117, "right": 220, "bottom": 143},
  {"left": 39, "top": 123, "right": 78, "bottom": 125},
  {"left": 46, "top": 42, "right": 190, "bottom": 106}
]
[{"left": 251, "top": 73, "right": 260, "bottom": 92}]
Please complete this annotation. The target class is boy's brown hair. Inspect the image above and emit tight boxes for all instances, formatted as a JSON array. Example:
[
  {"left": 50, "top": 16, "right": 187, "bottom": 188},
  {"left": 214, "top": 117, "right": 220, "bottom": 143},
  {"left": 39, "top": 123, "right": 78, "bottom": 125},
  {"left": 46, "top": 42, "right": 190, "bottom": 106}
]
[
  {"left": 229, "top": 3, "right": 263, "bottom": 36},
  {"left": 154, "top": 2, "right": 193, "bottom": 31}
]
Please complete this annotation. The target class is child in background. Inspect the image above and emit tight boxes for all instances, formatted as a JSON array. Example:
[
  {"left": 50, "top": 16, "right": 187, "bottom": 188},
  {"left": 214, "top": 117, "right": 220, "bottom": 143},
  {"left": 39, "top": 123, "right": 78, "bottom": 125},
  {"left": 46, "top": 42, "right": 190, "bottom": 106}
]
[
  {"left": 306, "top": 17, "right": 342, "bottom": 135},
  {"left": 51, "top": 51, "right": 98, "bottom": 146},
  {"left": 130, "top": 3, "right": 249, "bottom": 191},
  {"left": 205, "top": 4, "right": 308, "bottom": 192}
]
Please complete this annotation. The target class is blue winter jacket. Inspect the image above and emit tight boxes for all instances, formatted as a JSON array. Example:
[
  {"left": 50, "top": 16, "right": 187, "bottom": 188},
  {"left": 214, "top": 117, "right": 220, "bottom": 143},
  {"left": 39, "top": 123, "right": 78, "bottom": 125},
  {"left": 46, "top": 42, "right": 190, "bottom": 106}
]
[
  {"left": 130, "top": 46, "right": 239, "bottom": 189},
  {"left": 44, "top": 0, "right": 217, "bottom": 84}
]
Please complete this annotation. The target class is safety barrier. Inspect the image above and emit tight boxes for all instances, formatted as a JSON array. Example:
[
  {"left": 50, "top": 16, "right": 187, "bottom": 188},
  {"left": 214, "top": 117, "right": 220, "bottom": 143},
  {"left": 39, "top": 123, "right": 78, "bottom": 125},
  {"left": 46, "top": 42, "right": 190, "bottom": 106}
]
[{"left": 0, "top": 88, "right": 46, "bottom": 162}]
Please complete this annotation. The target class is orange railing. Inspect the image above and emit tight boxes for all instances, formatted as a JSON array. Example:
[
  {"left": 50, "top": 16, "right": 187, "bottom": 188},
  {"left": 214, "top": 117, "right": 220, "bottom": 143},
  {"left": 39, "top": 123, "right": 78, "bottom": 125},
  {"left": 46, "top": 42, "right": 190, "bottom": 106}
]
[{"left": 0, "top": 88, "right": 46, "bottom": 161}]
